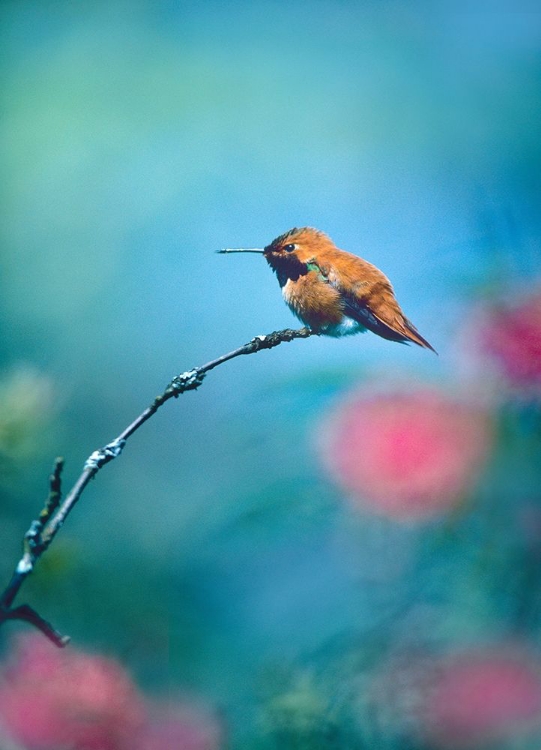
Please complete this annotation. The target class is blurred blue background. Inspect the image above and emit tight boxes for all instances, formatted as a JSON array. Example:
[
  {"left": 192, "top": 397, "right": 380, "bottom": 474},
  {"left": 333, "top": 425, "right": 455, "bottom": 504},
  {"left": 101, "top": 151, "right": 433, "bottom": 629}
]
[{"left": 1, "top": 1, "right": 541, "bottom": 748}]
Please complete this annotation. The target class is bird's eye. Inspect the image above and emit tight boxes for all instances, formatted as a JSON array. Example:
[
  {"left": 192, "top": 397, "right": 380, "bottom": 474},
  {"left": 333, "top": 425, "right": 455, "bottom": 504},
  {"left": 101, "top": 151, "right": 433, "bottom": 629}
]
[{"left": 283, "top": 243, "right": 297, "bottom": 252}]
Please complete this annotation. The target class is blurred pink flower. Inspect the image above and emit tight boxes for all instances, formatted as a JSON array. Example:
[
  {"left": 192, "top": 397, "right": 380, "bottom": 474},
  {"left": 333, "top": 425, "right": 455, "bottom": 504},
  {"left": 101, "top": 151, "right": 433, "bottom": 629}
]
[
  {"left": 319, "top": 389, "right": 491, "bottom": 519},
  {"left": 0, "top": 634, "right": 146, "bottom": 750},
  {"left": 420, "top": 649, "right": 541, "bottom": 748},
  {"left": 477, "top": 290, "right": 541, "bottom": 389},
  {"left": 135, "top": 701, "right": 223, "bottom": 750}
]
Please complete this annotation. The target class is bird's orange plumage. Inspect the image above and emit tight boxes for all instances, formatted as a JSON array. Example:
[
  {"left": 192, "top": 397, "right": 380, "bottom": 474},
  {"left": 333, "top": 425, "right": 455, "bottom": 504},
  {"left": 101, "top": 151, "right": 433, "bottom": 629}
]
[{"left": 223, "top": 226, "right": 436, "bottom": 352}]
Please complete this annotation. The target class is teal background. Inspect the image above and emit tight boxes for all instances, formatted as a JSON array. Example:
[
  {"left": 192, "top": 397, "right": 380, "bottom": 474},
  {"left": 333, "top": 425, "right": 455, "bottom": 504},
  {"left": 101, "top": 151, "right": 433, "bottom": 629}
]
[{"left": 1, "top": 2, "right": 541, "bottom": 748}]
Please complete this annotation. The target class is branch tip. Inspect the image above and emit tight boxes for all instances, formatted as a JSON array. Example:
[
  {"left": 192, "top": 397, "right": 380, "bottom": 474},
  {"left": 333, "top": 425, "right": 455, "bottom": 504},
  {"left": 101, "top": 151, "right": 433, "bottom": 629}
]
[{"left": 1, "top": 603, "right": 70, "bottom": 648}]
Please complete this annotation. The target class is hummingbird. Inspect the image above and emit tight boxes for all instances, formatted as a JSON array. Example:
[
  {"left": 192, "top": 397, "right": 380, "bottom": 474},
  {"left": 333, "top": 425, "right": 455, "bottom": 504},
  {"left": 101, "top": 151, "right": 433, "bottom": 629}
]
[{"left": 219, "top": 227, "right": 436, "bottom": 352}]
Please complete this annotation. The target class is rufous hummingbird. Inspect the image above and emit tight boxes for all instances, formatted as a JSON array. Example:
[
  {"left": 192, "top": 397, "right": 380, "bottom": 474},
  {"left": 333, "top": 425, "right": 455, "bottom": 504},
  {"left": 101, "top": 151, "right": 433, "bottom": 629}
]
[{"left": 219, "top": 227, "right": 436, "bottom": 352}]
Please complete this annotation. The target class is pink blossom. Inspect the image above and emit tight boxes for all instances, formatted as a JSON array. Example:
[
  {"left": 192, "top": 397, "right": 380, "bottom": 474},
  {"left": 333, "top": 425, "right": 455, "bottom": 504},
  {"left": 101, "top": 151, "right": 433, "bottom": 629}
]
[
  {"left": 477, "top": 290, "right": 541, "bottom": 389},
  {"left": 135, "top": 701, "right": 223, "bottom": 750},
  {"left": 420, "top": 649, "right": 541, "bottom": 747},
  {"left": 0, "top": 634, "right": 146, "bottom": 750},
  {"left": 319, "top": 389, "right": 491, "bottom": 519}
]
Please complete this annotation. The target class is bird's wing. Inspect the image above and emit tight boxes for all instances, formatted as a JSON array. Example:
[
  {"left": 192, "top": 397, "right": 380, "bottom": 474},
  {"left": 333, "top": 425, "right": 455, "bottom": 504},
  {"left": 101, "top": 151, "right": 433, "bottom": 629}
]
[
  {"left": 317, "top": 256, "right": 436, "bottom": 351},
  {"left": 342, "top": 288, "right": 436, "bottom": 349}
]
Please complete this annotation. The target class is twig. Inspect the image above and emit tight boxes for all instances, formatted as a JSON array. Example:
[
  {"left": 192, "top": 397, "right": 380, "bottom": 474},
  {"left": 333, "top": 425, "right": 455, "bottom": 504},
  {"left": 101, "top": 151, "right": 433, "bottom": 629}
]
[{"left": 0, "top": 327, "right": 315, "bottom": 645}]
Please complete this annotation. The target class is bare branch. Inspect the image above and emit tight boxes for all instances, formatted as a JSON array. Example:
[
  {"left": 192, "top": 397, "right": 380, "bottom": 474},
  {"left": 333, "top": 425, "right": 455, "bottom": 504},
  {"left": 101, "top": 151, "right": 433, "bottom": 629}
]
[
  {"left": 2, "top": 603, "right": 70, "bottom": 647},
  {"left": 0, "top": 327, "right": 315, "bottom": 645}
]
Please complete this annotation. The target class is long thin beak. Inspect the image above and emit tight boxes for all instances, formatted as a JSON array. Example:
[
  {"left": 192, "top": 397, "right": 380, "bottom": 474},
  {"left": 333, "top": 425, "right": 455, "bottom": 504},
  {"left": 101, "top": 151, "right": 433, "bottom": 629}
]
[{"left": 218, "top": 248, "right": 265, "bottom": 254}]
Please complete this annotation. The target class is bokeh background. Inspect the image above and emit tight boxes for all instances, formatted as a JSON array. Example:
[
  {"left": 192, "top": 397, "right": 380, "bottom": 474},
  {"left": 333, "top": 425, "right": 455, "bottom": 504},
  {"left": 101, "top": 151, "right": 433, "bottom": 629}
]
[{"left": 1, "top": 1, "right": 541, "bottom": 748}]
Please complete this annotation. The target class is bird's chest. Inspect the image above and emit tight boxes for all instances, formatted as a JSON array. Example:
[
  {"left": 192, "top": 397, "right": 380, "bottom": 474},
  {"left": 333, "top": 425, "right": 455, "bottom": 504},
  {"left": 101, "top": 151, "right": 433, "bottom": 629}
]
[{"left": 281, "top": 273, "right": 344, "bottom": 329}]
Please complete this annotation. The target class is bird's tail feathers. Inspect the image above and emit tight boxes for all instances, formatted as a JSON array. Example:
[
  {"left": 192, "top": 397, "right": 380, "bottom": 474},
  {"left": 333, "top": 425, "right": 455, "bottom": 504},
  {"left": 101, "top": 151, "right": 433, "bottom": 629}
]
[
  {"left": 367, "top": 310, "right": 437, "bottom": 353},
  {"left": 398, "top": 316, "right": 437, "bottom": 353}
]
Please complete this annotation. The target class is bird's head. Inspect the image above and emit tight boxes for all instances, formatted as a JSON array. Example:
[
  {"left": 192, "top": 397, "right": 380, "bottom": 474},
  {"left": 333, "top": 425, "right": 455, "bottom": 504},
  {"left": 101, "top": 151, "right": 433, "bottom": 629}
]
[{"left": 220, "top": 227, "right": 336, "bottom": 267}]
